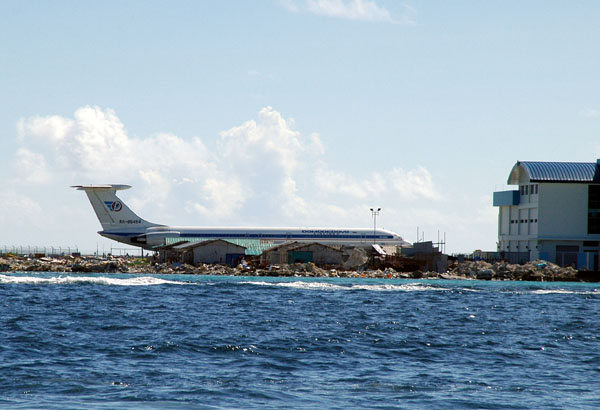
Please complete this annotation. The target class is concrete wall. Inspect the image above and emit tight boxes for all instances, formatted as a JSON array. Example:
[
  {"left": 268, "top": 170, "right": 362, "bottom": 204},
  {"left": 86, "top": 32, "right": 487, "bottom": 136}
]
[
  {"left": 497, "top": 190, "right": 539, "bottom": 257},
  {"left": 191, "top": 241, "right": 246, "bottom": 265},
  {"left": 261, "top": 243, "right": 299, "bottom": 265},
  {"left": 292, "top": 243, "right": 343, "bottom": 265},
  {"left": 262, "top": 242, "right": 343, "bottom": 266},
  {"left": 538, "top": 183, "right": 588, "bottom": 238}
]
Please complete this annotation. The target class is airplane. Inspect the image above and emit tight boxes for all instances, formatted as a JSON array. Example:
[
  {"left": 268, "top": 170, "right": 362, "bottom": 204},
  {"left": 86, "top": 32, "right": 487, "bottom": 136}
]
[{"left": 73, "top": 184, "right": 410, "bottom": 250}]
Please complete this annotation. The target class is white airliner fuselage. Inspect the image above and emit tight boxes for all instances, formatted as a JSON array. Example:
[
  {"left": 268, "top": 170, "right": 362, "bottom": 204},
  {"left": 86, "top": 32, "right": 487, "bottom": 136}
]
[{"left": 73, "top": 184, "right": 409, "bottom": 250}]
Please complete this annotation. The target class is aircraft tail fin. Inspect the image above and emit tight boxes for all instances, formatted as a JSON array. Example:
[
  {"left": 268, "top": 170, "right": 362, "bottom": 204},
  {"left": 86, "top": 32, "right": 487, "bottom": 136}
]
[{"left": 72, "top": 184, "right": 157, "bottom": 230}]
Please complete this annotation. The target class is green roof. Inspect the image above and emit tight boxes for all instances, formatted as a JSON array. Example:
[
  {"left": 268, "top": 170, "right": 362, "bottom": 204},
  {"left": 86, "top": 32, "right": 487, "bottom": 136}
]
[{"left": 163, "top": 237, "right": 278, "bottom": 256}]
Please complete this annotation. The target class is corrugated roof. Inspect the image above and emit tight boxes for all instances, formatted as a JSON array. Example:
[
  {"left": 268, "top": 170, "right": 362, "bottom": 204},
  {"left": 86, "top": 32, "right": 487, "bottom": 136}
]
[{"left": 508, "top": 161, "right": 600, "bottom": 184}]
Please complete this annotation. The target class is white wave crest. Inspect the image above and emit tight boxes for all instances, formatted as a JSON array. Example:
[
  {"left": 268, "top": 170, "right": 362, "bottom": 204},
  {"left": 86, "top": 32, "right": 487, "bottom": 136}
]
[
  {"left": 240, "top": 281, "right": 346, "bottom": 291},
  {"left": 529, "top": 288, "right": 598, "bottom": 295},
  {"left": 0, "top": 274, "right": 186, "bottom": 286},
  {"left": 239, "top": 281, "right": 445, "bottom": 292},
  {"left": 350, "top": 283, "right": 444, "bottom": 292}
]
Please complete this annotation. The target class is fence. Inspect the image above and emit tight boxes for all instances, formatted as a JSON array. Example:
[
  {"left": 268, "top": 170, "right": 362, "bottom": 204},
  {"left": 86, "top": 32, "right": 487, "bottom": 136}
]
[
  {"left": 0, "top": 245, "right": 149, "bottom": 258},
  {"left": 463, "top": 251, "right": 531, "bottom": 265},
  {"left": 0, "top": 246, "right": 80, "bottom": 257},
  {"left": 539, "top": 251, "right": 600, "bottom": 270},
  {"left": 466, "top": 250, "right": 600, "bottom": 270}
]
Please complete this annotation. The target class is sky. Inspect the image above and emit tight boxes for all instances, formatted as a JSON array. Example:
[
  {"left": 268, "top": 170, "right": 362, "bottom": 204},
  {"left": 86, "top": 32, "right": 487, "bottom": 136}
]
[{"left": 1, "top": 0, "right": 600, "bottom": 255}]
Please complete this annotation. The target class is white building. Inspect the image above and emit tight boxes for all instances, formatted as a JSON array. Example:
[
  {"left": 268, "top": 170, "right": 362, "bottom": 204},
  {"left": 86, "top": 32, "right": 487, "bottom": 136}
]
[{"left": 494, "top": 160, "right": 600, "bottom": 269}]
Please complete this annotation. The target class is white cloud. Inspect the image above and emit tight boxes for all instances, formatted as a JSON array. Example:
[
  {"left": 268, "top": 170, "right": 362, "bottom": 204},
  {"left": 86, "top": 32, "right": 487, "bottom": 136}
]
[
  {"left": 10, "top": 105, "right": 453, "bottom": 250},
  {"left": 13, "top": 148, "right": 51, "bottom": 184},
  {"left": 280, "top": 0, "right": 300, "bottom": 13},
  {"left": 219, "top": 106, "right": 303, "bottom": 176},
  {"left": 283, "top": 0, "right": 415, "bottom": 24},
  {"left": 0, "top": 191, "right": 42, "bottom": 226},
  {"left": 582, "top": 108, "right": 600, "bottom": 118},
  {"left": 314, "top": 165, "right": 438, "bottom": 201},
  {"left": 307, "top": 0, "right": 392, "bottom": 22},
  {"left": 389, "top": 166, "right": 439, "bottom": 200},
  {"left": 17, "top": 114, "right": 74, "bottom": 142},
  {"left": 309, "top": 132, "right": 325, "bottom": 156},
  {"left": 18, "top": 106, "right": 132, "bottom": 176},
  {"left": 315, "top": 167, "right": 374, "bottom": 199},
  {"left": 191, "top": 177, "right": 248, "bottom": 219}
]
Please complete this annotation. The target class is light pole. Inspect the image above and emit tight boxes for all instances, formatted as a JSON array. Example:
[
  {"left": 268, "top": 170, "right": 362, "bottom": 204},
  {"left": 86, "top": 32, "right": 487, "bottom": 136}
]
[{"left": 370, "top": 207, "right": 381, "bottom": 244}]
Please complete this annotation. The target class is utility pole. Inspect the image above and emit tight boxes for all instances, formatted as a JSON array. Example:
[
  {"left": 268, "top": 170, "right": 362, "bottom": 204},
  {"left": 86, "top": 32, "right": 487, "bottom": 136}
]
[{"left": 370, "top": 207, "right": 381, "bottom": 244}]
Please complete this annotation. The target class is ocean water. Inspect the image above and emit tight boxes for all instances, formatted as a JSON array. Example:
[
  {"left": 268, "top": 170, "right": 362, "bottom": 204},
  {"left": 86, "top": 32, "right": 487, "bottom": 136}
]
[{"left": 1, "top": 274, "right": 599, "bottom": 409}]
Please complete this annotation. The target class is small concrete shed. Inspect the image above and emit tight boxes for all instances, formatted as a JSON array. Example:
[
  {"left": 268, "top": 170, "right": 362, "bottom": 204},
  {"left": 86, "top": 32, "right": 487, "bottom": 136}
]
[
  {"left": 178, "top": 240, "right": 247, "bottom": 266},
  {"left": 261, "top": 242, "right": 343, "bottom": 266},
  {"left": 155, "top": 240, "right": 190, "bottom": 264},
  {"left": 260, "top": 242, "right": 301, "bottom": 265}
]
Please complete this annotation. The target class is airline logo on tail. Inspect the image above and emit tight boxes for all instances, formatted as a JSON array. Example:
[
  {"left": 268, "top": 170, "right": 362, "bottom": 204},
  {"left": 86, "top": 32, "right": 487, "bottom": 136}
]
[{"left": 104, "top": 201, "right": 123, "bottom": 212}]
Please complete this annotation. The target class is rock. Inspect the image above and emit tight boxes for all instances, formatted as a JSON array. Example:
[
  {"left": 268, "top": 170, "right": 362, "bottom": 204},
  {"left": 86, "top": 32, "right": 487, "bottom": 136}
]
[
  {"left": 522, "top": 271, "right": 543, "bottom": 281},
  {"left": 410, "top": 270, "right": 424, "bottom": 279},
  {"left": 71, "top": 263, "right": 91, "bottom": 273},
  {"left": 343, "top": 248, "right": 369, "bottom": 270},
  {"left": 0, "top": 253, "right": 597, "bottom": 281},
  {"left": 440, "top": 273, "right": 464, "bottom": 280},
  {"left": 476, "top": 269, "right": 493, "bottom": 280}
]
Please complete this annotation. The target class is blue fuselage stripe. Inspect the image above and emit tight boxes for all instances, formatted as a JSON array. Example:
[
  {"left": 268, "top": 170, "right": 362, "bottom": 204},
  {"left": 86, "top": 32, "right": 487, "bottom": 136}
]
[{"left": 104, "top": 232, "right": 395, "bottom": 240}]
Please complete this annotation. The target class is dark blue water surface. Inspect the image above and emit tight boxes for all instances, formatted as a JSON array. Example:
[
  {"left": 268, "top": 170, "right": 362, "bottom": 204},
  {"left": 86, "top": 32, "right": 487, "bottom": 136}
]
[{"left": 1, "top": 274, "right": 599, "bottom": 409}]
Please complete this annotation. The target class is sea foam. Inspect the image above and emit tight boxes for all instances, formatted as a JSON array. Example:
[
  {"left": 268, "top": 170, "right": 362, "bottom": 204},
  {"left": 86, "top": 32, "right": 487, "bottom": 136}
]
[
  {"left": 529, "top": 288, "right": 598, "bottom": 295},
  {"left": 0, "top": 274, "right": 186, "bottom": 286},
  {"left": 239, "top": 280, "right": 447, "bottom": 292}
]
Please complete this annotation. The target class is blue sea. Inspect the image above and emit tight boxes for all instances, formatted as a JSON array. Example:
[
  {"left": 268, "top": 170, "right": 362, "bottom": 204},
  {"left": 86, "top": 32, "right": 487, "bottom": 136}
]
[{"left": 1, "top": 273, "right": 599, "bottom": 409}]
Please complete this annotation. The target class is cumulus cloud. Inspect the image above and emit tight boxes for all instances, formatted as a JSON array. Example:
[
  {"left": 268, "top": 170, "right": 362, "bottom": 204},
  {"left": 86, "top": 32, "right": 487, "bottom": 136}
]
[
  {"left": 13, "top": 148, "right": 51, "bottom": 184},
  {"left": 18, "top": 106, "right": 133, "bottom": 176},
  {"left": 12, "top": 105, "right": 442, "bottom": 245},
  {"left": 389, "top": 167, "right": 439, "bottom": 200},
  {"left": 307, "top": 0, "right": 393, "bottom": 22},
  {"left": 314, "top": 165, "right": 437, "bottom": 201},
  {"left": 219, "top": 107, "right": 303, "bottom": 176},
  {"left": 282, "top": 0, "right": 415, "bottom": 24}
]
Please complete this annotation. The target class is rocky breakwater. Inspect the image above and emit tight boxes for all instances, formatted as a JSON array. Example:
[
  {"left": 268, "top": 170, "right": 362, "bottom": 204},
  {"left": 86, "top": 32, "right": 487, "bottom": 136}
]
[
  {"left": 0, "top": 255, "right": 596, "bottom": 281},
  {"left": 0, "top": 255, "right": 130, "bottom": 273},
  {"left": 449, "top": 260, "right": 580, "bottom": 282}
]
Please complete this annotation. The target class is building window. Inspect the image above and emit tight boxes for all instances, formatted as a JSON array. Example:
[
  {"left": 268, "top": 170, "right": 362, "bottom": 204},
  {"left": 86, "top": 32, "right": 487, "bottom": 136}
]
[
  {"left": 521, "top": 186, "right": 525, "bottom": 195},
  {"left": 535, "top": 185, "right": 538, "bottom": 194},
  {"left": 588, "top": 185, "right": 600, "bottom": 234},
  {"left": 525, "top": 185, "right": 528, "bottom": 195}
]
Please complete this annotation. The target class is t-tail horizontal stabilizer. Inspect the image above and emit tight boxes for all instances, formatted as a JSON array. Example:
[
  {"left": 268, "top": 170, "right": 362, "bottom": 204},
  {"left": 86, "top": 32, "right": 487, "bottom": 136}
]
[{"left": 72, "top": 184, "right": 157, "bottom": 231}]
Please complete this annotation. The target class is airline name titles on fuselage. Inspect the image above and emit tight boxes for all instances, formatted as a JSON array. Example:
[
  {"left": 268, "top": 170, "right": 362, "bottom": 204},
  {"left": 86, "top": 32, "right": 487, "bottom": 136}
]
[{"left": 301, "top": 229, "right": 351, "bottom": 235}]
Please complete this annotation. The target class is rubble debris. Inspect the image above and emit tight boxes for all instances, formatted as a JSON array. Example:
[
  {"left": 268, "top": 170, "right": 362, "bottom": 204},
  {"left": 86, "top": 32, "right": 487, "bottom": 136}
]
[{"left": 342, "top": 248, "right": 369, "bottom": 270}]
